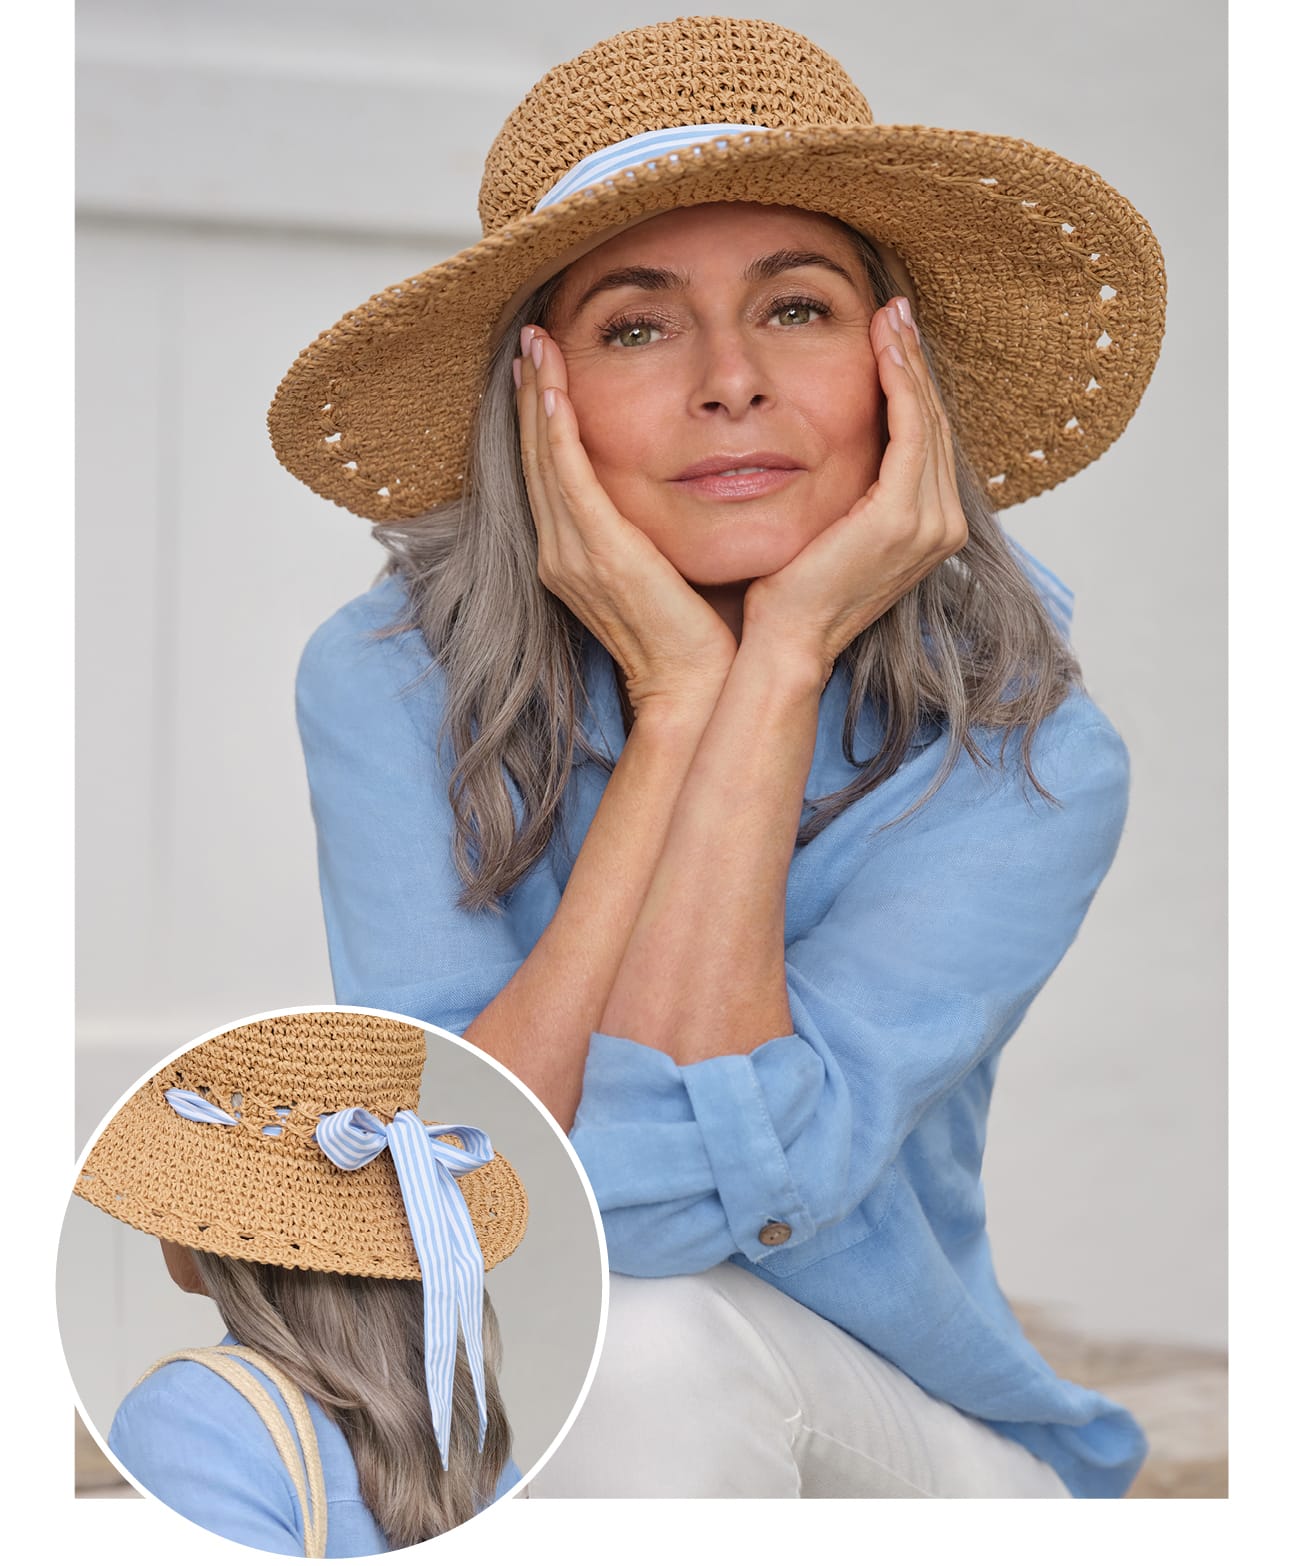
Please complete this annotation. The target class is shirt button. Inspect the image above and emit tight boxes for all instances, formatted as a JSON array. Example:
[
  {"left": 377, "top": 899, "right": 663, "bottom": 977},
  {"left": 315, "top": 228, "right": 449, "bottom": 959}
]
[{"left": 758, "top": 1221, "right": 792, "bottom": 1247}]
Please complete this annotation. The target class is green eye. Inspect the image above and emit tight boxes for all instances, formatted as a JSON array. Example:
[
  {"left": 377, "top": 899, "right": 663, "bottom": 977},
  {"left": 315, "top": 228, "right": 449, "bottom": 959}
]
[
  {"left": 613, "top": 322, "right": 659, "bottom": 348},
  {"left": 775, "top": 302, "right": 815, "bottom": 326}
]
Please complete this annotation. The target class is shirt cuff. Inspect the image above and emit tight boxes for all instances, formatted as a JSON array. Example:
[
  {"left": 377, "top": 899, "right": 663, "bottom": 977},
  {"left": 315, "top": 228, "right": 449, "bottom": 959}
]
[{"left": 573, "top": 1031, "right": 821, "bottom": 1265}]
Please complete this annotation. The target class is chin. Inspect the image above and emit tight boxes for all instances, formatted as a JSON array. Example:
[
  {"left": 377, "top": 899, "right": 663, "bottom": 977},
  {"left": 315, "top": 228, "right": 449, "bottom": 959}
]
[
  {"left": 666, "top": 521, "right": 830, "bottom": 587},
  {"left": 677, "top": 551, "right": 798, "bottom": 586}
]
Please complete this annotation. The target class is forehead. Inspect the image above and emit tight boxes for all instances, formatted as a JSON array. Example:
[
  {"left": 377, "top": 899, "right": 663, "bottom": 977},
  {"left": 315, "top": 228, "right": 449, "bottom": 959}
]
[{"left": 553, "top": 203, "right": 864, "bottom": 302}]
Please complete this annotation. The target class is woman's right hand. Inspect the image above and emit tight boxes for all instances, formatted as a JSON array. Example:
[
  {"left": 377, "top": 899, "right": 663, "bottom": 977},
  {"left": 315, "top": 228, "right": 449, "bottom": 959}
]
[{"left": 516, "top": 324, "right": 737, "bottom": 718}]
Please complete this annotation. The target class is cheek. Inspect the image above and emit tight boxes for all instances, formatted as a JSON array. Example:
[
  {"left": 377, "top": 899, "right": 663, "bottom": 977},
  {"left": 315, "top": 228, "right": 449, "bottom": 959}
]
[
  {"left": 792, "top": 357, "right": 886, "bottom": 498},
  {"left": 566, "top": 385, "right": 629, "bottom": 471},
  {"left": 565, "top": 372, "right": 668, "bottom": 512},
  {"left": 844, "top": 394, "right": 887, "bottom": 491}
]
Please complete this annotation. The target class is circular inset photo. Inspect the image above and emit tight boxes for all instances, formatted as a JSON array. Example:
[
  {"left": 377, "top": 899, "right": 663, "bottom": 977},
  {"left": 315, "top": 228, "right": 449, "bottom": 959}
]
[{"left": 59, "top": 1007, "right": 607, "bottom": 1554}]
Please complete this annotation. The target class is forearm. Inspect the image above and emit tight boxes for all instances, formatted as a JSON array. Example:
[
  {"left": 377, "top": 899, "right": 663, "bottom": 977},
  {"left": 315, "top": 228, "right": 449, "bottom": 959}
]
[
  {"left": 597, "top": 637, "right": 824, "bottom": 1064},
  {"left": 462, "top": 691, "right": 720, "bottom": 1129}
]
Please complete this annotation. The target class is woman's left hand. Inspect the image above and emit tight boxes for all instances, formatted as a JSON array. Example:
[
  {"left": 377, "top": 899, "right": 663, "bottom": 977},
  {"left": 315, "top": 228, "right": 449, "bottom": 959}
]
[{"left": 741, "top": 297, "right": 968, "bottom": 685}]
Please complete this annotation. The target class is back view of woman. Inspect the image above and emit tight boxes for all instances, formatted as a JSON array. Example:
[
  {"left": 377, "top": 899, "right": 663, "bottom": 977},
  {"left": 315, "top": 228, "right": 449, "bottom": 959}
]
[{"left": 74, "top": 1011, "right": 528, "bottom": 1556}]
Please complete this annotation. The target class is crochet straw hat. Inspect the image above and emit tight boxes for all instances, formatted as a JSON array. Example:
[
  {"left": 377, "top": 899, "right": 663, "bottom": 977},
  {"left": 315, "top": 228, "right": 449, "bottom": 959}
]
[
  {"left": 267, "top": 14, "right": 1165, "bottom": 522},
  {"left": 75, "top": 1011, "right": 528, "bottom": 1278}
]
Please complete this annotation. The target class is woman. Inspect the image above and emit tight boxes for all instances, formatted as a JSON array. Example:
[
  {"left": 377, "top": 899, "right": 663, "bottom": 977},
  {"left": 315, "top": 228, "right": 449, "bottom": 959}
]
[
  {"left": 279, "top": 18, "right": 1165, "bottom": 1499},
  {"left": 75, "top": 1011, "right": 527, "bottom": 1553}
]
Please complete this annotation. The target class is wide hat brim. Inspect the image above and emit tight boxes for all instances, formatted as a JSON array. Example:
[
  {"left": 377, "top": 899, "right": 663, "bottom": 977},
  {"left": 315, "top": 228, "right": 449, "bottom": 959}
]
[
  {"left": 268, "top": 122, "right": 1165, "bottom": 521},
  {"left": 76, "top": 1063, "right": 528, "bottom": 1279}
]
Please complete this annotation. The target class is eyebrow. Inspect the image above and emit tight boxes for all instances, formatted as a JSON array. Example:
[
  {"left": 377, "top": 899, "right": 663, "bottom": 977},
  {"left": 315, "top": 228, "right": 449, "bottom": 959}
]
[{"left": 567, "top": 249, "right": 860, "bottom": 317}]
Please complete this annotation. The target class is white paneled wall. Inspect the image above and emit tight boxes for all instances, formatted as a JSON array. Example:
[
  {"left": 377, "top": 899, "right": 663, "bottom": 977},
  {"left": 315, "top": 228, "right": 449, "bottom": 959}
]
[
  {"left": 77, "top": 218, "right": 444, "bottom": 1044},
  {"left": 74, "top": 2, "right": 1225, "bottom": 1349}
]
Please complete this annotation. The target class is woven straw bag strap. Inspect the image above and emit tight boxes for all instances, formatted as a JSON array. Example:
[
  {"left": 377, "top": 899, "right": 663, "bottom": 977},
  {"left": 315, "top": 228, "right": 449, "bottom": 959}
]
[{"left": 137, "top": 1347, "right": 327, "bottom": 1558}]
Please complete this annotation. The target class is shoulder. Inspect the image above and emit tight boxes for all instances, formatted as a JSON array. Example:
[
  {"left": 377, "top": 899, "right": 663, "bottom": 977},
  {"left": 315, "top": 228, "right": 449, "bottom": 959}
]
[
  {"left": 109, "top": 1357, "right": 298, "bottom": 1504},
  {"left": 1012, "top": 686, "right": 1129, "bottom": 800},
  {"left": 953, "top": 688, "right": 1131, "bottom": 877},
  {"left": 296, "top": 572, "right": 447, "bottom": 740},
  {"left": 837, "top": 679, "right": 1128, "bottom": 815},
  {"left": 858, "top": 685, "right": 1130, "bottom": 870},
  {"left": 298, "top": 571, "right": 428, "bottom": 682},
  {"left": 107, "top": 1356, "right": 327, "bottom": 1551},
  {"left": 110, "top": 1355, "right": 289, "bottom": 1462}
]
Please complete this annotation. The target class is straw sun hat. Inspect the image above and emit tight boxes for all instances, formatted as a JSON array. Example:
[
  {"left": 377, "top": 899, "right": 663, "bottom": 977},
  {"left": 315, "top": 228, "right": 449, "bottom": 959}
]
[
  {"left": 77, "top": 1010, "right": 529, "bottom": 1464},
  {"left": 267, "top": 15, "right": 1165, "bottom": 523},
  {"left": 75, "top": 1010, "right": 528, "bottom": 1278}
]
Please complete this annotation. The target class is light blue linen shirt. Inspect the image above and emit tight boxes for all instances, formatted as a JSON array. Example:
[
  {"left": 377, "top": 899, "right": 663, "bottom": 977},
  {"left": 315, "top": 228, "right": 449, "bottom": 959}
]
[
  {"left": 109, "top": 1334, "right": 522, "bottom": 1554},
  {"left": 295, "top": 553, "right": 1147, "bottom": 1500}
]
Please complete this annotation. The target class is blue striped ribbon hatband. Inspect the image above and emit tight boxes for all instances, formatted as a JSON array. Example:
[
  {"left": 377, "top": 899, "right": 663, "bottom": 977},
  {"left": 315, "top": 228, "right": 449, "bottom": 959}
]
[{"left": 533, "top": 122, "right": 772, "bottom": 211}]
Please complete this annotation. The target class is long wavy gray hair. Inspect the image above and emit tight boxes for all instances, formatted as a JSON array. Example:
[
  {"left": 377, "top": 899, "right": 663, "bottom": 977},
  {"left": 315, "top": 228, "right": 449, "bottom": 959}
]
[
  {"left": 191, "top": 1250, "right": 513, "bottom": 1547},
  {"left": 373, "top": 220, "right": 1081, "bottom": 914}
]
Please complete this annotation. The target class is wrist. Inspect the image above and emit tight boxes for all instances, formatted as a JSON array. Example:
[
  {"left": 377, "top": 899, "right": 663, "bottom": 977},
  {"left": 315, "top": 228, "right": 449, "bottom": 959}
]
[
  {"left": 629, "top": 681, "right": 725, "bottom": 741},
  {"left": 739, "top": 586, "right": 836, "bottom": 690},
  {"left": 733, "top": 620, "right": 830, "bottom": 700}
]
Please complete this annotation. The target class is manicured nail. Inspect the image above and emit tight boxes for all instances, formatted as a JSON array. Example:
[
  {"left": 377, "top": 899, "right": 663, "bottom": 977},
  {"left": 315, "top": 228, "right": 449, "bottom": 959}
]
[
  {"left": 895, "top": 297, "right": 912, "bottom": 329},
  {"left": 511, "top": 356, "right": 522, "bottom": 389},
  {"left": 520, "top": 326, "right": 536, "bottom": 353},
  {"left": 886, "top": 343, "right": 905, "bottom": 367},
  {"left": 531, "top": 337, "right": 543, "bottom": 370},
  {"left": 543, "top": 387, "right": 556, "bottom": 417}
]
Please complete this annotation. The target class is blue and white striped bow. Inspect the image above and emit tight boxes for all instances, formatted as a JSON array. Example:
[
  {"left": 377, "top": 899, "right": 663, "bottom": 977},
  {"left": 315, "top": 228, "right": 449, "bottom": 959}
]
[
  {"left": 315, "top": 1108, "right": 492, "bottom": 1468},
  {"left": 164, "top": 1089, "right": 493, "bottom": 1469}
]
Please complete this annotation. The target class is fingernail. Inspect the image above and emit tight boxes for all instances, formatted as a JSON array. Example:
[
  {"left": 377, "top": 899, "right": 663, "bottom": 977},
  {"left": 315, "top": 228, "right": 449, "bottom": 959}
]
[
  {"left": 886, "top": 343, "right": 905, "bottom": 367},
  {"left": 885, "top": 305, "right": 901, "bottom": 333},
  {"left": 543, "top": 387, "right": 556, "bottom": 417},
  {"left": 895, "top": 297, "right": 912, "bottom": 329},
  {"left": 520, "top": 326, "right": 536, "bottom": 353},
  {"left": 531, "top": 337, "right": 543, "bottom": 369}
]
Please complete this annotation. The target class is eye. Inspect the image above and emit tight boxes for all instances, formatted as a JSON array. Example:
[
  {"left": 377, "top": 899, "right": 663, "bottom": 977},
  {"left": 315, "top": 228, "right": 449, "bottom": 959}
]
[
  {"left": 601, "top": 316, "right": 665, "bottom": 349},
  {"left": 615, "top": 322, "right": 661, "bottom": 348},
  {"left": 769, "top": 296, "right": 828, "bottom": 327}
]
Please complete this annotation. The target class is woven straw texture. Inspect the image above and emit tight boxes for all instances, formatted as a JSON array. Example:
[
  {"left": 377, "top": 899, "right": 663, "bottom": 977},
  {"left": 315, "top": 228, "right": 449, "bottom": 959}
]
[
  {"left": 76, "top": 1012, "right": 528, "bottom": 1278},
  {"left": 267, "top": 16, "right": 1165, "bottom": 522}
]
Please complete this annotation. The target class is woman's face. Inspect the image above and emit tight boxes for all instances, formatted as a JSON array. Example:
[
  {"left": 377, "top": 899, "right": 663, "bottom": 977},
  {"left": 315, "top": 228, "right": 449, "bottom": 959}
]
[{"left": 547, "top": 203, "right": 886, "bottom": 586}]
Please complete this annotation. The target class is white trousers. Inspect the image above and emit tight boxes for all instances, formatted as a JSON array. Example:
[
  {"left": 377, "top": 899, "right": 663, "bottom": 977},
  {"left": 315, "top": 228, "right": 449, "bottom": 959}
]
[{"left": 529, "top": 1263, "right": 1071, "bottom": 1499}]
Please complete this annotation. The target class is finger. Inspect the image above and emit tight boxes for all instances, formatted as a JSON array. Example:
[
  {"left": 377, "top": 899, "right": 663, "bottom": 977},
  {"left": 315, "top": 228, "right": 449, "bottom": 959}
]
[
  {"left": 874, "top": 314, "right": 934, "bottom": 499},
  {"left": 891, "top": 319, "right": 965, "bottom": 559},
  {"left": 877, "top": 304, "right": 960, "bottom": 541},
  {"left": 526, "top": 331, "right": 576, "bottom": 546},
  {"left": 878, "top": 302, "right": 942, "bottom": 443},
  {"left": 530, "top": 332, "right": 630, "bottom": 563},
  {"left": 892, "top": 301, "right": 961, "bottom": 501},
  {"left": 516, "top": 324, "right": 559, "bottom": 551},
  {"left": 528, "top": 331, "right": 590, "bottom": 576}
]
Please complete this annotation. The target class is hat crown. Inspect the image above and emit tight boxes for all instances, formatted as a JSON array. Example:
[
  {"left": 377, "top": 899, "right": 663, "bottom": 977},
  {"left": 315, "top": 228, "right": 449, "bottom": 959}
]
[
  {"left": 479, "top": 16, "right": 874, "bottom": 233},
  {"left": 78, "top": 1011, "right": 529, "bottom": 1279},
  {"left": 158, "top": 1013, "right": 425, "bottom": 1129}
]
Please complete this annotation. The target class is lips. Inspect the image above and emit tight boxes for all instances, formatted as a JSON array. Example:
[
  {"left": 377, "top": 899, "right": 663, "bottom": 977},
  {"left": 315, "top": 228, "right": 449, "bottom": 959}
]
[{"left": 671, "top": 451, "right": 803, "bottom": 481}]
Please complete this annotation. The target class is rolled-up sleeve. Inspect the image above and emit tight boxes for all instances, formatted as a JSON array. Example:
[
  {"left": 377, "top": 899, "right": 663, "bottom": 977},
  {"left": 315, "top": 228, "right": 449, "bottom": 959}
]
[{"left": 570, "top": 716, "right": 1130, "bottom": 1277}]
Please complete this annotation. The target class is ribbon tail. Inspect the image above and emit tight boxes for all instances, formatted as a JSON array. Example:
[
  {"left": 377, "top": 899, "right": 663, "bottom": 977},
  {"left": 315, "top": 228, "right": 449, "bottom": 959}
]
[
  {"left": 451, "top": 1245, "right": 489, "bottom": 1450},
  {"left": 387, "top": 1114, "right": 489, "bottom": 1470}
]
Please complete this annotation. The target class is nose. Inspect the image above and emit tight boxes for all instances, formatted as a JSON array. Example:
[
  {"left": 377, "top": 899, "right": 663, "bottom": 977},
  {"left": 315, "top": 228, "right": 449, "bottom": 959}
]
[{"left": 688, "top": 323, "right": 774, "bottom": 419}]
